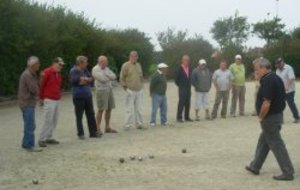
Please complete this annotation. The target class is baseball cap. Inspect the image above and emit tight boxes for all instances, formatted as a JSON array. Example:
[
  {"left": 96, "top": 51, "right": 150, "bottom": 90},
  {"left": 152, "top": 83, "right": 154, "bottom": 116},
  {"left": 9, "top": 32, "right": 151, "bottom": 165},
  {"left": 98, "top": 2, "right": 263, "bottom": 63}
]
[
  {"left": 53, "top": 57, "right": 65, "bottom": 65},
  {"left": 199, "top": 59, "right": 207, "bottom": 65},
  {"left": 235, "top": 55, "right": 242, "bottom": 60},
  {"left": 158, "top": 63, "right": 168, "bottom": 69}
]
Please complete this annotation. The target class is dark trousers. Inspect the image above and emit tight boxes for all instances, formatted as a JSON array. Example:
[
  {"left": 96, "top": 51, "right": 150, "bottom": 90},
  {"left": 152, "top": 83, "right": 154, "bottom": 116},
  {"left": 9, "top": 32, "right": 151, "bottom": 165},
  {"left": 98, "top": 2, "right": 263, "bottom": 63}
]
[
  {"left": 250, "top": 113, "right": 294, "bottom": 175},
  {"left": 73, "top": 96, "right": 97, "bottom": 137},
  {"left": 177, "top": 87, "right": 191, "bottom": 120},
  {"left": 286, "top": 91, "right": 300, "bottom": 120}
]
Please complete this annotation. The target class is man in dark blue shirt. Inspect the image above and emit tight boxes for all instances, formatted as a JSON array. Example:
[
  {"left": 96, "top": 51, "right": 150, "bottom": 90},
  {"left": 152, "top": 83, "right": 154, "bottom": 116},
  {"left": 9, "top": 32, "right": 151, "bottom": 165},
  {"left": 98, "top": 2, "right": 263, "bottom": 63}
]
[
  {"left": 246, "top": 57, "right": 294, "bottom": 181},
  {"left": 70, "top": 56, "right": 101, "bottom": 139}
]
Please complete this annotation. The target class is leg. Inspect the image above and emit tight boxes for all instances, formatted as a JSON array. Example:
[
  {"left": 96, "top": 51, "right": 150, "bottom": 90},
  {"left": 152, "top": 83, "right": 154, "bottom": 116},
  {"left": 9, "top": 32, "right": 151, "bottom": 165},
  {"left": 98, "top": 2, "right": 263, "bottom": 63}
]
[
  {"left": 286, "top": 92, "right": 300, "bottom": 120},
  {"left": 104, "top": 109, "right": 111, "bottom": 129},
  {"left": 21, "top": 107, "right": 36, "bottom": 149},
  {"left": 135, "top": 89, "right": 144, "bottom": 127},
  {"left": 203, "top": 93, "right": 210, "bottom": 119},
  {"left": 221, "top": 91, "right": 230, "bottom": 117},
  {"left": 239, "top": 86, "right": 246, "bottom": 115},
  {"left": 177, "top": 88, "right": 185, "bottom": 120},
  {"left": 212, "top": 91, "right": 222, "bottom": 119},
  {"left": 40, "top": 99, "right": 57, "bottom": 141},
  {"left": 160, "top": 95, "right": 168, "bottom": 125},
  {"left": 73, "top": 98, "right": 85, "bottom": 136},
  {"left": 184, "top": 89, "right": 191, "bottom": 120},
  {"left": 84, "top": 97, "right": 97, "bottom": 137},
  {"left": 249, "top": 132, "right": 270, "bottom": 171},
  {"left": 194, "top": 92, "right": 201, "bottom": 120},
  {"left": 150, "top": 94, "right": 160, "bottom": 125},
  {"left": 125, "top": 90, "right": 134, "bottom": 128},
  {"left": 49, "top": 100, "right": 59, "bottom": 140},
  {"left": 96, "top": 111, "right": 104, "bottom": 132},
  {"left": 230, "top": 85, "right": 238, "bottom": 115}
]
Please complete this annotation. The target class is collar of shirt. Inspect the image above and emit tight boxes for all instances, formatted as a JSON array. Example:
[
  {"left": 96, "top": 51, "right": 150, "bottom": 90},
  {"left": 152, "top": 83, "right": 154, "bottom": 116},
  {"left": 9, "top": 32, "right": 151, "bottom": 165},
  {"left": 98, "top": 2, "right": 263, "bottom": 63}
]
[
  {"left": 260, "top": 72, "right": 272, "bottom": 84},
  {"left": 157, "top": 69, "right": 162, "bottom": 74}
]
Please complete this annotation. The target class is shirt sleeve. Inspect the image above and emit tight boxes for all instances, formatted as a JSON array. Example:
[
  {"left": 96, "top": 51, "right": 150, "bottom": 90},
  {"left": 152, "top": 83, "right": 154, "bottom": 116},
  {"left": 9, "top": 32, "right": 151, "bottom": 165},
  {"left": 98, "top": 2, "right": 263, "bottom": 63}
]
[
  {"left": 287, "top": 67, "right": 296, "bottom": 80},
  {"left": 70, "top": 69, "right": 81, "bottom": 85},
  {"left": 92, "top": 67, "right": 109, "bottom": 82},
  {"left": 119, "top": 64, "right": 127, "bottom": 87},
  {"left": 39, "top": 70, "right": 49, "bottom": 99},
  {"left": 212, "top": 71, "right": 217, "bottom": 81}
]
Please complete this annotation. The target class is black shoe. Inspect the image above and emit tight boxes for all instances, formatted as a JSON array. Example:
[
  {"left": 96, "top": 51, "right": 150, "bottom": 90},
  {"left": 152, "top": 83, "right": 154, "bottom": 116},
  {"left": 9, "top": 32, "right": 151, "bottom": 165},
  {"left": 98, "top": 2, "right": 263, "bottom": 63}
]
[
  {"left": 245, "top": 166, "right": 260, "bottom": 175},
  {"left": 38, "top": 141, "right": 47, "bottom": 147},
  {"left": 177, "top": 119, "right": 184, "bottom": 123},
  {"left": 273, "top": 174, "right": 294, "bottom": 181},
  {"left": 185, "top": 119, "right": 194, "bottom": 122},
  {"left": 46, "top": 139, "right": 60, "bottom": 145},
  {"left": 78, "top": 135, "right": 85, "bottom": 140},
  {"left": 90, "top": 133, "right": 102, "bottom": 138}
]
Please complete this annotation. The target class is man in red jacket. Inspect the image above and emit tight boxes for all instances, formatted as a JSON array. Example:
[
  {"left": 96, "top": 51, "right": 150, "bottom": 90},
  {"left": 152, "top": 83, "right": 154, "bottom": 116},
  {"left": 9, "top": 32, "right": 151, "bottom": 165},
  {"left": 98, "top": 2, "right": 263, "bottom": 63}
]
[{"left": 39, "top": 57, "right": 64, "bottom": 147}]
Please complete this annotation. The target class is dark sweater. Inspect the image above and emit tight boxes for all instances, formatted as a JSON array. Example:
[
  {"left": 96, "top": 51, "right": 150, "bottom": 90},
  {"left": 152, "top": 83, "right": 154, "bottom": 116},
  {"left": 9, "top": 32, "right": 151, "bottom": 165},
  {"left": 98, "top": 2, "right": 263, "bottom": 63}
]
[
  {"left": 150, "top": 71, "right": 167, "bottom": 95},
  {"left": 70, "top": 67, "right": 92, "bottom": 98},
  {"left": 175, "top": 65, "right": 191, "bottom": 89}
]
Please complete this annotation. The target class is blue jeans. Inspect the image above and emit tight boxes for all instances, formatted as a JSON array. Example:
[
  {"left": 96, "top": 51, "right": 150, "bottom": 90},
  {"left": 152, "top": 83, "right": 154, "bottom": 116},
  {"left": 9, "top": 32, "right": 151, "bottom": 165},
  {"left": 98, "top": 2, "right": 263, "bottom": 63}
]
[
  {"left": 286, "top": 91, "right": 300, "bottom": 120},
  {"left": 21, "top": 107, "right": 36, "bottom": 149},
  {"left": 150, "top": 94, "right": 167, "bottom": 125}
]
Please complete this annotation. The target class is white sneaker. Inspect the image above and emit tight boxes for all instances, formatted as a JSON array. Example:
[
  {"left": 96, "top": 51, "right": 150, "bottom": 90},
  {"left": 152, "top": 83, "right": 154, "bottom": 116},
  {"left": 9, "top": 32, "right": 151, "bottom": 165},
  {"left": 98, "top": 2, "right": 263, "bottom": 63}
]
[{"left": 150, "top": 123, "right": 156, "bottom": 127}]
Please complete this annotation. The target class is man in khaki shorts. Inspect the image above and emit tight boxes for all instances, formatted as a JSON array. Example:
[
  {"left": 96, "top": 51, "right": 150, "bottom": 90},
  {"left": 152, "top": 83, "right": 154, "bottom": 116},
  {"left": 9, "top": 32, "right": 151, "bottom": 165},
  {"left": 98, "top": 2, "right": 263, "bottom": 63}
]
[{"left": 92, "top": 56, "right": 118, "bottom": 134}]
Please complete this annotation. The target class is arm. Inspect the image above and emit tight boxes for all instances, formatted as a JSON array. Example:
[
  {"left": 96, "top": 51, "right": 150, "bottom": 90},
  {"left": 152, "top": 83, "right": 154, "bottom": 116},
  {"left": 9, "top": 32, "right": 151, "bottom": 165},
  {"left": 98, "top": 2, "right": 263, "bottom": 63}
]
[
  {"left": 119, "top": 64, "right": 127, "bottom": 90},
  {"left": 259, "top": 100, "right": 271, "bottom": 122},
  {"left": 191, "top": 70, "right": 197, "bottom": 87},
  {"left": 39, "top": 71, "right": 49, "bottom": 100},
  {"left": 106, "top": 68, "right": 117, "bottom": 80},
  {"left": 174, "top": 67, "right": 180, "bottom": 86},
  {"left": 212, "top": 72, "right": 218, "bottom": 91},
  {"left": 92, "top": 67, "right": 109, "bottom": 82},
  {"left": 149, "top": 74, "right": 157, "bottom": 95},
  {"left": 286, "top": 67, "right": 296, "bottom": 91},
  {"left": 25, "top": 74, "right": 39, "bottom": 96}
]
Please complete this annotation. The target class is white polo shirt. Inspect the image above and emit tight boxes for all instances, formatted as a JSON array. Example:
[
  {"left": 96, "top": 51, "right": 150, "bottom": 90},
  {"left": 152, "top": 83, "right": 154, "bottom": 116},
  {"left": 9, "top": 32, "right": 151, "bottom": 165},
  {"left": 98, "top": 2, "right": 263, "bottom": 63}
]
[{"left": 276, "top": 64, "right": 296, "bottom": 93}]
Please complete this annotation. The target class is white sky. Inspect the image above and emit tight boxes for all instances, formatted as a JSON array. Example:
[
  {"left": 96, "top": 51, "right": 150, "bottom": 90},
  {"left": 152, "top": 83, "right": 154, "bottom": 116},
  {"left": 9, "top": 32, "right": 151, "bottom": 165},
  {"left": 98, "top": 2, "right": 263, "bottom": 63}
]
[{"left": 35, "top": 0, "right": 300, "bottom": 50}]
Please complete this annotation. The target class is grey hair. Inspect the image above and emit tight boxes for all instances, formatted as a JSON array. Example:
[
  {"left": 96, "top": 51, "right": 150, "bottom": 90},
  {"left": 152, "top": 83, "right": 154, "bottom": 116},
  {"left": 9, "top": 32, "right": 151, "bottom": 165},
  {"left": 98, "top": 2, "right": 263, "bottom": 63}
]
[
  {"left": 27, "top": 56, "right": 39, "bottom": 66},
  {"left": 253, "top": 57, "right": 272, "bottom": 70},
  {"left": 129, "top": 50, "right": 138, "bottom": 56},
  {"left": 76, "top": 56, "right": 88, "bottom": 65},
  {"left": 98, "top": 55, "right": 107, "bottom": 63}
]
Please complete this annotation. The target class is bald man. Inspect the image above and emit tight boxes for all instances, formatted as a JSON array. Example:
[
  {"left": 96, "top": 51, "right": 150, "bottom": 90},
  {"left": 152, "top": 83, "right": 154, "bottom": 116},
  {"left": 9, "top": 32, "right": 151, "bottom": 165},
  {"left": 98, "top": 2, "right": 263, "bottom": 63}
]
[{"left": 92, "top": 56, "right": 118, "bottom": 134}]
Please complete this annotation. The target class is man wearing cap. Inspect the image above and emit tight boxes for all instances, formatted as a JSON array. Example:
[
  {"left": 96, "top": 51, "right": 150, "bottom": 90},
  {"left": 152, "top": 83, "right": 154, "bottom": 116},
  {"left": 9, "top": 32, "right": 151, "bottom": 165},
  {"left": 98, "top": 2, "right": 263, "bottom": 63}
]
[
  {"left": 175, "top": 55, "right": 193, "bottom": 122},
  {"left": 149, "top": 63, "right": 168, "bottom": 127},
  {"left": 211, "top": 61, "right": 232, "bottom": 119},
  {"left": 18, "top": 56, "right": 42, "bottom": 152},
  {"left": 38, "top": 57, "right": 64, "bottom": 147},
  {"left": 92, "top": 56, "right": 118, "bottom": 134},
  {"left": 275, "top": 58, "right": 300, "bottom": 123},
  {"left": 120, "top": 51, "right": 145, "bottom": 130},
  {"left": 191, "top": 59, "right": 212, "bottom": 121},
  {"left": 246, "top": 57, "right": 294, "bottom": 181},
  {"left": 229, "top": 55, "right": 246, "bottom": 117}
]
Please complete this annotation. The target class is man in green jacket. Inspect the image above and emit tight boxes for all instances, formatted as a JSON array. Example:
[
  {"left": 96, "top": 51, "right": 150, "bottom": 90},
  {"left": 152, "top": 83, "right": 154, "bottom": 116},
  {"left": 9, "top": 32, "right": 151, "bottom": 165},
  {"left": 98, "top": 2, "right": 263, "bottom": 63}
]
[{"left": 150, "top": 63, "right": 168, "bottom": 127}]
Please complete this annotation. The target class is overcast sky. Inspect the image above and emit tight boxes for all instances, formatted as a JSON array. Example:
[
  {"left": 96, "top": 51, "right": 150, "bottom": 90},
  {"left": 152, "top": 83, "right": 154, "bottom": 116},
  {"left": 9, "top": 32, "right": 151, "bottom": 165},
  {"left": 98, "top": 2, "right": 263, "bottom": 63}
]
[{"left": 35, "top": 0, "right": 300, "bottom": 50}]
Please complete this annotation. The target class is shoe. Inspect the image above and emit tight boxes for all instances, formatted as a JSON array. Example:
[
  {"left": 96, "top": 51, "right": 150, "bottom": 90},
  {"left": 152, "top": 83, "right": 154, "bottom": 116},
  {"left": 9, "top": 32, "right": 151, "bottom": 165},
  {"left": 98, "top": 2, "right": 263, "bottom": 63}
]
[
  {"left": 78, "top": 135, "right": 85, "bottom": 140},
  {"left": 245, "top": 166, "right": 259, "bottom": 175},
  {"left": 293, "top": 119, "right": 300, "bottom": 123},
  {"left": 185, "top": 119, "right": 194, "bottom": 122},
  {"left": 162, "top": 123, "right": 173, "bottom": 127},
  {"left": 195, "top": 116, "right": 200, "bottom": 121},
  {"left": 273, "top": 174, "right": 294, "bottom": 181},
  {"left": 25, "top": 147, "right": 43, "bottom": 152},
  {"left": 105, "top": 128, "right": 118, "bottom": 133},
  {"left": 177, "top": 119, "right": 184, "bottom": 123},
  {"left": 205, "top": 116, "right": 211, "bottom": 120},
  {"left": 137, "top": 125, "right": 146, "bottom": 130},
  {"left": 46, "top": 139, "right": 60, "bottom": 145},
  {"left": 124, "top": 126, "right": 131, "bottom": 131},
  {"left": 38, "top": 141, "right": 47, "bottom": 147},
  {"left": 150, "top": 123, "right": 156, "bottom": 127},
  {"left": 221, "top": 116, "right": 226, "bottom": 119},
  {"left": 90, "top": 133, "right": 102, "bottom": 138},
  {"left": 230, "top": 114, "right": 236, "bottom": 117}
]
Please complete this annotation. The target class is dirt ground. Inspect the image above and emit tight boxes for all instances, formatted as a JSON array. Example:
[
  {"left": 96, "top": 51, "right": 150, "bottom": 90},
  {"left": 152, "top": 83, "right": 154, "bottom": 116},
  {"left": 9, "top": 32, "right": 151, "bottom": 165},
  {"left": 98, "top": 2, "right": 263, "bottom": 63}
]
[{"left": 0, "top": 82, "right": 299, "bottom": 190}]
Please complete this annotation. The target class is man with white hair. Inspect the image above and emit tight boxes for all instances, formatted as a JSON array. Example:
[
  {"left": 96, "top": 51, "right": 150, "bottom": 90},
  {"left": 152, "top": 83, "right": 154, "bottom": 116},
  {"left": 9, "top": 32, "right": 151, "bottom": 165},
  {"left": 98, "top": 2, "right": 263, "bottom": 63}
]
[
  {"left": 191, "top": 59, "right": 212, "bottom": 121},
  {"left": 38, "top": 57, "right": 64, "bottom": 147},
  {"left": 18, "top": 56, "right": 42, "bottom": 152},
  {"left": 149, "top": 63, "right": 168, "bottom": 127},
  {"left": 246, "top": 57, "right": 294, "bottom": 181},
  {"left": 92, "top": 55, "right": 118, "bottom": 134},
  {"left": 275, "top": 58, "right": 300, "bottom": 123},
  {"left": 120, "top": 51, "right": 144, "bottom": 130},
  {"left": 229, "top": 54, "right": 246, "bottom": 117}
]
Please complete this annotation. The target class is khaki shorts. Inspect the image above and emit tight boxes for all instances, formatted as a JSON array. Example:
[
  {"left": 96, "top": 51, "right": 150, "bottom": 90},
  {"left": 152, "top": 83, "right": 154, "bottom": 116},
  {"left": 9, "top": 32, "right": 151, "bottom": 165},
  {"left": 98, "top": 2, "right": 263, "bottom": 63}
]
[{"left": 96, "top": 89, "right": 115, "bottom": 111}]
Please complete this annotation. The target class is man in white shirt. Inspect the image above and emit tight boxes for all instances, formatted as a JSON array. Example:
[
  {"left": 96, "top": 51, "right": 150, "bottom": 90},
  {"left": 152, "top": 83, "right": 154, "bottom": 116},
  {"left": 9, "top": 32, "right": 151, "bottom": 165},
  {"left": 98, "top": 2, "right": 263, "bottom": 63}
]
[
  {"left": 275, "top": 58, "right": 300, "bottom": 123},
  {"left": 92, "top": 56, "right": 118, "bottom": 134}
]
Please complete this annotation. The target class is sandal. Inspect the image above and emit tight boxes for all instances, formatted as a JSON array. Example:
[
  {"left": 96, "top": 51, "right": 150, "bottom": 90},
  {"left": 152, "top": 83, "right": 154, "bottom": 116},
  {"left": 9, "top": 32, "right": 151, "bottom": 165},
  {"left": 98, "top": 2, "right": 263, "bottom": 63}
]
[{"left": 105, "top": 128, "right": 118, "bottom": 133}]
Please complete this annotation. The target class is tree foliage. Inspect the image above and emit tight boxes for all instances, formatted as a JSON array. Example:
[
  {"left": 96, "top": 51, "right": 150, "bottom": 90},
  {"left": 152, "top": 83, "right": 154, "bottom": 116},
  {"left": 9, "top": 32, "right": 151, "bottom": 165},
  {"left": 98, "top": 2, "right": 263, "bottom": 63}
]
[
  {"left": 0, "top": 0, "right": 153, "bottom": 96},
  {"left": 252, "top": 17, "right": 285, "bottom": 45}
]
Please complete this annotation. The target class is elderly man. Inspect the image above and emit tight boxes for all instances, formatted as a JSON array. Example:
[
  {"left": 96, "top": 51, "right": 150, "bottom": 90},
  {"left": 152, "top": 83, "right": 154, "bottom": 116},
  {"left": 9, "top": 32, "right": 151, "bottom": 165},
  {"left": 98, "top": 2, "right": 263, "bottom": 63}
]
[
  {"left": 70, "top": 56, "right": 101, "bottom": 139},
  {"left": 211, "top": 61, "right": 232, "bottom": 119},
  {"left": 120, "top": 51, "right": 144, "bottom": 130},
  {"left": 38, "top": 57, "right": 64, "bottom": 147},
  {"left": 191, "top": 59, "right": 212, "bottom": 121},
  {"left": 246, "top": 57, "right": 294, "bottom": 181},
  {"left": 92, "top": 56, "right": 118, "bottom": 134},
  {"left": 150, "top": 63, "right": 169, "bottom": 127},
  {"left": 275, "top": 58, "right": 300, "bottom": 123},
  {"left": 18, "top": 56, "right": 42, "bottom": 152},
  {"left": 175, "top": 55, "right": 193, "bottom": 123},
  {"left": 229, "top": 55, "right": 246, "bottom": 117}
]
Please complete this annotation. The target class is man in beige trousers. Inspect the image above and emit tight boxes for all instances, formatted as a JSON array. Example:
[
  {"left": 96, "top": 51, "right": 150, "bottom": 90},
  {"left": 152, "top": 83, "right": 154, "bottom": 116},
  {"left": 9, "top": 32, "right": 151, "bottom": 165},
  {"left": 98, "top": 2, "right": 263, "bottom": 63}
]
[{"left": 120, "top": 51, "right": 144, "bottom": 130}]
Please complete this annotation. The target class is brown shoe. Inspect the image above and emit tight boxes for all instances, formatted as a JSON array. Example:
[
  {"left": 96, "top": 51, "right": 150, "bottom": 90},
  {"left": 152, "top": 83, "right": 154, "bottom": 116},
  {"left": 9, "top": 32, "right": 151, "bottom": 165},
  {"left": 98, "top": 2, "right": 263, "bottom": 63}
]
[{"left": 105, "top": 128, "right": 118, "bottom": 133}]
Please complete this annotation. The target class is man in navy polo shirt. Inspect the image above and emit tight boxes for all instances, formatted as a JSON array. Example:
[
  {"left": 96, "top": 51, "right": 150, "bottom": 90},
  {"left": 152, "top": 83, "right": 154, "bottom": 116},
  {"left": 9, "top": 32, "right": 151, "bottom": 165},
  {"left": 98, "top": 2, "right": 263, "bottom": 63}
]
[{"left": 246, "top": 57, "right": 294, "bottom": 181}]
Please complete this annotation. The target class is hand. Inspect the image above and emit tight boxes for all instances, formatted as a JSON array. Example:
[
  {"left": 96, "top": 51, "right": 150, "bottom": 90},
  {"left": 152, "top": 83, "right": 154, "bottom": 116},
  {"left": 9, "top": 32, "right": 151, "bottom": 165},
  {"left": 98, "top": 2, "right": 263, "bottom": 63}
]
[{"left": 259, "top": 117, "right": 264, "bottom": 123}]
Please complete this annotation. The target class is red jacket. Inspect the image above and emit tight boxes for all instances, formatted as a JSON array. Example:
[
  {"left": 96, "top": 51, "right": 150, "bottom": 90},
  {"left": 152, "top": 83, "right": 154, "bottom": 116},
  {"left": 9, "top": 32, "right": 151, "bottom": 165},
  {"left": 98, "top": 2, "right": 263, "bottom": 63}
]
[{"left": 40, "top": 67, "right": 62, "bottom": 100}]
